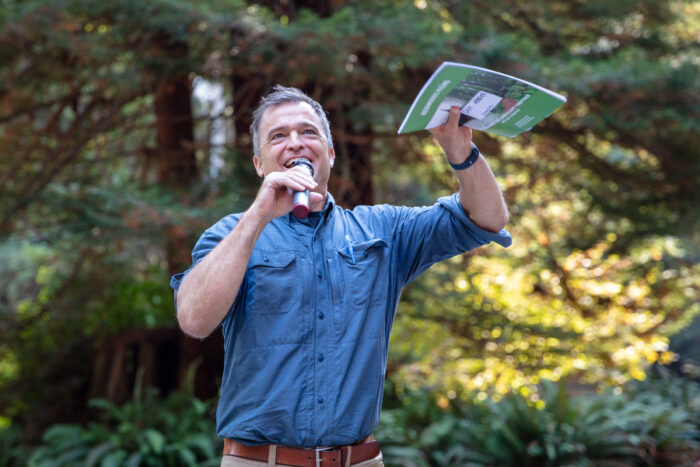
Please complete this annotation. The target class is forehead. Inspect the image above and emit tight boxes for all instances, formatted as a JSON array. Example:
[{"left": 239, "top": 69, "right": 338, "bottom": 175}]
[{"left": 259, "top": 101, "right": 322, "bottom": 134}]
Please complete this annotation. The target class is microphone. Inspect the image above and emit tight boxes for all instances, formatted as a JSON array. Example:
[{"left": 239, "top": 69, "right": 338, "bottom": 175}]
[{"left": 291, "top": 159, "right": 314, "bottom": 219}]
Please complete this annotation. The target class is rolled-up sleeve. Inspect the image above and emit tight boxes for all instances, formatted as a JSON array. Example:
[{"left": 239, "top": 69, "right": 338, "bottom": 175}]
[
  {"left": 395, "top": 193, "right": 512, "bottom": 285},
  {"left": 437, "top": 194, "right": 512, "bottom": 247}
]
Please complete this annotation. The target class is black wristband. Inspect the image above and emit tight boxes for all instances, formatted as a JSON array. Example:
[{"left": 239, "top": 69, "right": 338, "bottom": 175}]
[{"left": 447, "top": 144, "right": 480, "bottom": 171}]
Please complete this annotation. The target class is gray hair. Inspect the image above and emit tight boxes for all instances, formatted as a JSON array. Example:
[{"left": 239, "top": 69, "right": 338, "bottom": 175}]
[{"left": 250, "top": 85, "right": 334, "bottom": 156}]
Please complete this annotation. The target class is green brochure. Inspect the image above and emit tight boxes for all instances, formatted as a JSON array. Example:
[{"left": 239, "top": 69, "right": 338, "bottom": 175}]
[{"left": 398, "top": 61, "right": 567, "bottom": 137}]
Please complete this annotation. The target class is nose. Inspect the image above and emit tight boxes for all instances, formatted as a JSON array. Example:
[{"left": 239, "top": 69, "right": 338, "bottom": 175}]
[{"left": 287, "top": 131, "right": 304, "bottom": 151}]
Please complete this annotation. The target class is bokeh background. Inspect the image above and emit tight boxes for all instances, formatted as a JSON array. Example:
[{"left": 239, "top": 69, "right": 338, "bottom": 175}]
[{"left": 1, "top": 0, "right": 699, "bottom": 465}]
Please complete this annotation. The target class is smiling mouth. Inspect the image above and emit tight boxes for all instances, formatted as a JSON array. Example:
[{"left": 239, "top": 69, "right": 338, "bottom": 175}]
[{"left": 284, "top": 157, "right": 310, "bottom": 168}]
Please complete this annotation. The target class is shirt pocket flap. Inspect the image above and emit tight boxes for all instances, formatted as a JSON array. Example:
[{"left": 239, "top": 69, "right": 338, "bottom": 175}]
[
  {"left": 338, "top": 238, "right": 388, "bottom": 261},
  {"left": 246, "top": 250, "right": 298, "bottom": 316},
  {"left": 250, "top": 250, "right": 296, "bottom": 269}
]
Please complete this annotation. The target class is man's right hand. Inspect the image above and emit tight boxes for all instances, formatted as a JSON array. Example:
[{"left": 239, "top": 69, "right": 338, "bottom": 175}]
[
  {"left": 176, "top": 165, "right": 322, "bottom": 339},
  {"left": 250, "top": 166, "right": 321, "bottom": 223}
]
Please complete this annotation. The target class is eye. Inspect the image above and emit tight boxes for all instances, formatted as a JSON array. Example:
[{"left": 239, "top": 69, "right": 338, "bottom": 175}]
[
  {"left": 303, "top": 128, "right": 318, "bottom": 135},
  {"left": 270, "top": 132, "right": 285, "bottom": 140}
]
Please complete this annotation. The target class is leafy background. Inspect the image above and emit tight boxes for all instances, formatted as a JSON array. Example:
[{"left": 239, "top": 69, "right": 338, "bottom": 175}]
[{"left": 0, "top": 0, "right": 698, "bottom": 465}]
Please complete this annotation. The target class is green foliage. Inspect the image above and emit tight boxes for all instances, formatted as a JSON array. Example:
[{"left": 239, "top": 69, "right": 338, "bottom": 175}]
[
  {"left": 0, "top": 0, "right": 698, "bottom": 446},
  {"left": 27, "top": 380, "right": 221, "bottom": 466},
  {"left": 377, "top": 374, "right": 700, "bottom": 467},
  {"left": 0, "top": 234, "right": 178, "bottom": 427},
  {"left": 625, "top": 366, "right": 700, "bottom": 440},
  {"left": 20, "top": 370, "right": 700, "bottom": 467},
  {"left": 0, "top": 423, "right": 25, "bottom": 467}
]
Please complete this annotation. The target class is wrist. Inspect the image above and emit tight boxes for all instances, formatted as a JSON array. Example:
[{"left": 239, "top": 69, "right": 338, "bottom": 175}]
[
  {"left": 447, "top": 143, "right": 480, "bottom": 171},
  {"left": 244, "top": 202, "right": 274, "bottom": 229}
]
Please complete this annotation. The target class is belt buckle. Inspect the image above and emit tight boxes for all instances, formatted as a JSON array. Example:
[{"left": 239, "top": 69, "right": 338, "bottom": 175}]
[
  {"left": 314, "top": 446, "right": 335, "bottom": 467},
  {"left": 314, "top": 447, "right": 330, "bottom": 467}
]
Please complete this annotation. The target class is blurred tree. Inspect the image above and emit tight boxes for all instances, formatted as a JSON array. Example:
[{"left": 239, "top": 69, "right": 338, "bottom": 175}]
[
  {"left": 0, "top": 0, "right": 236, "bottom": 435},
  {"left": 0, "top": 0, "right": 698, "bottom": 438},
  {"left": 381, "top": 0, "right": 700, "bottom": 399}
]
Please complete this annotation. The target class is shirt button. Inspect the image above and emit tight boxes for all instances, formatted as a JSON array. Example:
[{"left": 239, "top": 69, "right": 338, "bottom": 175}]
[
  {"left": 317, "top": 271, "right": 322, "bottom": 279},
  {"left": 317, "top": 396, "right": 324, "bottom": 404},
  {"left": 318, "top": 353, "right": 324, "bottom": 362},
  {"left": 318, "top": 312, "right": 324, "bottom": 320}
]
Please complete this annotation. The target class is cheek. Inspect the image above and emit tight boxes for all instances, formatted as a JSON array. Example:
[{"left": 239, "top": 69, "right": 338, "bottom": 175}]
[{"left": 254, "top": 155, "right": 272, "bottom": 176}]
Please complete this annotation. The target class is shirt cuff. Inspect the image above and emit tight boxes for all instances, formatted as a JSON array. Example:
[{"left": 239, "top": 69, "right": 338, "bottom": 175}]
[{"left": 438, "top": 194, "right": 512, "bottom": 247}]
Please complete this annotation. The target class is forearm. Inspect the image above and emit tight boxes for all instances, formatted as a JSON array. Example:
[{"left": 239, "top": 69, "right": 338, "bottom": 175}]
[
  {"left": 453, "top": 154, "right": 509, "bottom": 233},
  {"left": 428, "top": 106, "right": 508, "bottom": 233},
  {"left": 176, "top": 166, "right": 319, "bottom": 338},
  {"left": 176, "top": 208, "right": 267, "bottom": 338}
]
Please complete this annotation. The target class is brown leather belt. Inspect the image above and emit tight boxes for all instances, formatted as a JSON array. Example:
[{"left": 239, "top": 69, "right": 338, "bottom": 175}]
[{"left": 223, "top": 435, "right": 380, "bottom": 467}]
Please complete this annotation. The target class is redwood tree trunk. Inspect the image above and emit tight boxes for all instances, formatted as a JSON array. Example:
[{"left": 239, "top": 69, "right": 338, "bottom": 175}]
[
  {"left": 153, "top": 64, "right": 224, "bottom": 401},
  {"left": 154, "top": 76, "right": 198, "bottom": 190},
  {"left": 154, "top": 75, "right": 198, "bottom": 278}
]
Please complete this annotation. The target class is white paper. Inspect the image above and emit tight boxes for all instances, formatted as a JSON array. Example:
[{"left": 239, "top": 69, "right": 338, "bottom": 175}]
[{"left": 461, "top": 91, "right": 502, "bottom": 120}]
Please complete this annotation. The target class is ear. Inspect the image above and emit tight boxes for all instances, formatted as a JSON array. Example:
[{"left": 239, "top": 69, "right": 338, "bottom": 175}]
[
  {"left": 328, "top": 147, "right": 335, "bottom": 168},
  {"left": 253, "top": 155, "right": 264, "bottom": 177}
]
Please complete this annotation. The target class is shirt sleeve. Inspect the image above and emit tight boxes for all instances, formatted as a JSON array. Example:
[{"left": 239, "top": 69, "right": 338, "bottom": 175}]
[
  {"left": 169, "top": 214, "right": 240, "bottom": 310},
  {"left": 394, "top": 193, "right": 512, "bottom": 285}
]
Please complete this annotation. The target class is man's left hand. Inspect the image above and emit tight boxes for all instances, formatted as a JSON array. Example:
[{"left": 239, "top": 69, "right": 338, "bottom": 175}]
[
  {"left": 428, "top": 105, "right": 509, "bottom": 233},
  {"left": 429, "top": 106, "right": 472, "bottom": 166}
]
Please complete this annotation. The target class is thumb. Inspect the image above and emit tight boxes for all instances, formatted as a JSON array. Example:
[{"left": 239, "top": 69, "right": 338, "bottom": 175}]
[{"left": 445, "top": 106, "right": 460, "bottom": 128}]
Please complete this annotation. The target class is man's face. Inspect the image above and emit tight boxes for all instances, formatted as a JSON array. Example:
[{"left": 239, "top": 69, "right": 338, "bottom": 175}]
[{"left": 254, "top": 101, "right": 335, "bottom": 194}]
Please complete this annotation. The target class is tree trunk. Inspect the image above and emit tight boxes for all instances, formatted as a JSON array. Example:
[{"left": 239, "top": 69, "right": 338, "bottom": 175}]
[
  {"left": 151, "top": 52, "right": 224, "bottom": 400},
  {"left": 154, "top": 76, "right": 198, "bottom": 189}
]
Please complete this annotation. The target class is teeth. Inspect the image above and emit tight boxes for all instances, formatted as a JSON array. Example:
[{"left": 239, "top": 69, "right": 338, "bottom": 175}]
[{"left": 285, "top": 158, "right": 307, "bottom": 168}]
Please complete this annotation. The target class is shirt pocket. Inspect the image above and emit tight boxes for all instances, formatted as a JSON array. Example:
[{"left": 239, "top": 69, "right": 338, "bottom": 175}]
[
  {"left": 336, "top": 238, "right": 388, "bottom": 308},
  {"left": 247, "top": 249, "right": 298, "bottom": 315}
]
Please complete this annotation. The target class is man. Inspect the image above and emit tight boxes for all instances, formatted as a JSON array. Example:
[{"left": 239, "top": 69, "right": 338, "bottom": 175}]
[{"left": 171, "top": 85, "right": 511, "bottom": 466}]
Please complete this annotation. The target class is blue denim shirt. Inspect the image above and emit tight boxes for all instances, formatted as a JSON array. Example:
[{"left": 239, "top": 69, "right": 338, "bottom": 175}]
[{"left": 170, "top": 193, "right": 511, "bottom": 448}]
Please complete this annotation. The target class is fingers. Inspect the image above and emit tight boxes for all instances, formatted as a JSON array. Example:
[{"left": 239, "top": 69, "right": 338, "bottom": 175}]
[
  {"left": 429, "top": 106, "right": 461, "bottom": 138},
  {"left": 264, "top": 168, "right": 317, "bottom": 193},
  {"left": 285, "top": 166, "right": 318, "bottom": 190},
  {"left": 427, "top": 105, "right": 475, "bottom": 165},
  {"left": 252, "top": 168, "right": 319, "bottom": 222}
]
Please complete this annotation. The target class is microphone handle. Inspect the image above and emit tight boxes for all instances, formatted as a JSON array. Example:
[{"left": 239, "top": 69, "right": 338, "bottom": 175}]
[
  {"left": 292, "top": 189, "right": 310, "bottom": 218},
  {"left": 291, "top": 160, "right": 313, "bottom": 219}
]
